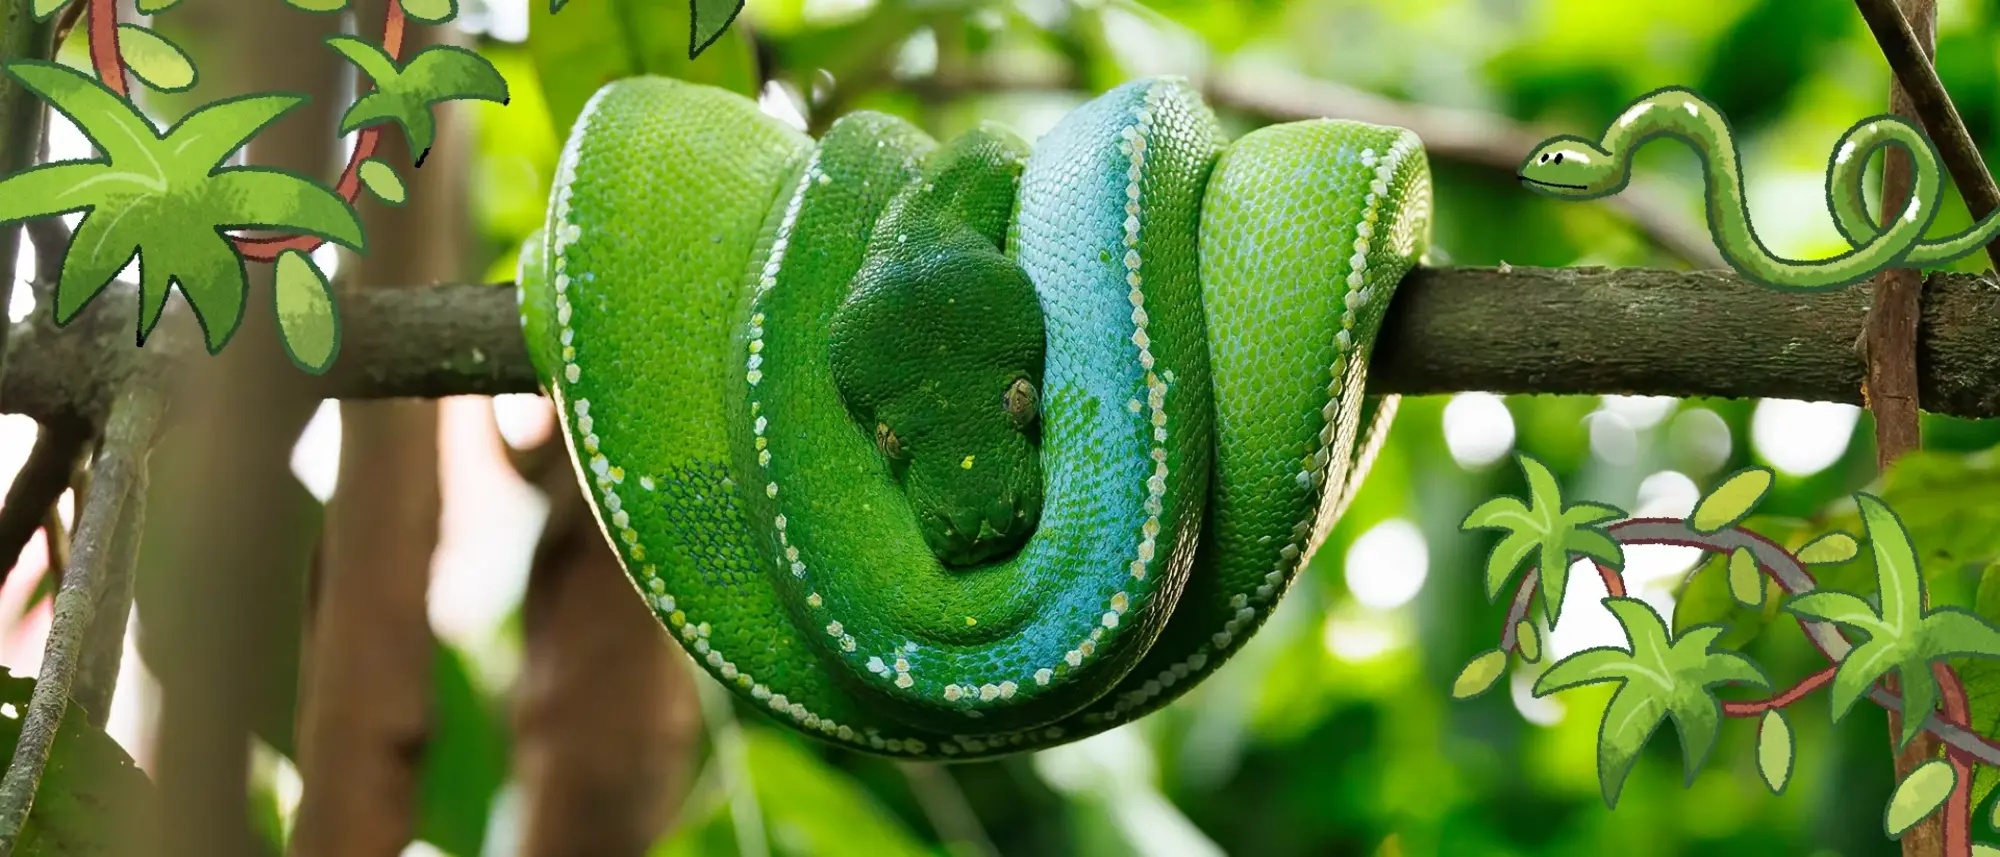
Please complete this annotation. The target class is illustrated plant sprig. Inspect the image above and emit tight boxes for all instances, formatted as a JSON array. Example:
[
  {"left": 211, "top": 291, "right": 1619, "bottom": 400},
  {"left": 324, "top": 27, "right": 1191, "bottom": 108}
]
[
  {"left": 0, "top": 0, "right": 519, "bottom": 373},
  {"left": 1454, "top": 453, "right": 2000, "bottom": 854}
]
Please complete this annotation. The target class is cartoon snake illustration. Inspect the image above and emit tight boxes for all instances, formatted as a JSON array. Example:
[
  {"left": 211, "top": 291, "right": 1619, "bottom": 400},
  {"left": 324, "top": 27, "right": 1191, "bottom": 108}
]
[
  {"left": 1518, "top": 86, "right": 2000, "bottom": 289},
  {"left": 516, "top": 75, "right": 1431, "bottom": 758}
]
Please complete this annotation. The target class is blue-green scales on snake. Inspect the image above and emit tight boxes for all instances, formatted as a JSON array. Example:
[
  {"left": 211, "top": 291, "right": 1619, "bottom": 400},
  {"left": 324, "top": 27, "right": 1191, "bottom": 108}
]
[{"left": 517, "top": 74, "right": 1431, "bottom": 758}]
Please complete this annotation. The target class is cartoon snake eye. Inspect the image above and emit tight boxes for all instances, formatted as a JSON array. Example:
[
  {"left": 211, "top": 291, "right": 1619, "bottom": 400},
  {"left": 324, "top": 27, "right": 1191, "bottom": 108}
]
[
  {"left": 1554, "top": 152, "right": 1565, "bottom": 165},
  {"left": 1539, "top": 153, "right": 1549, "bottom": 163}
]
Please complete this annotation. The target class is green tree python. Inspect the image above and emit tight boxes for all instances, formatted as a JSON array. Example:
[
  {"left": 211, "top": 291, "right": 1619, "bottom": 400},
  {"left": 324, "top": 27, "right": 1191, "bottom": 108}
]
[
  {"left": 517, "top": 74, "right": 1430, "bottom": 759},
  {"left": 1518, "top": 86, "right": 2000, "bottom": 289}
]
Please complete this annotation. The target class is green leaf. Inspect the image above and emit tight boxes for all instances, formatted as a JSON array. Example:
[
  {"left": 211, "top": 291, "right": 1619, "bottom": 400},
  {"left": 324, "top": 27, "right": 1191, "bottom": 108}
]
[
  {"left": 136, "top": 0, "right": 182, "bottom": 12},
  {"left": 415, "top": 643, "right": 509, "bottom": 857},
  {"left": 1460, "top": 454, "right": 1627, "bottom": 628},
  {"left": 1785, "top": 493, "right": 2000, "bottom": 749},
  {"left": 0, "top": 668, "right": 158, "bottom": 853},
  {"left": 1728, "top": 547, "right": 1764, "bottom": 608},
  {"left": 1515, "top": 621, "right": 1541, "bottom": 663},
  {"left": 401, "top": 0, "right": 457, "bottom": 23},
  {"left": 358, "top": 157, "right": 405, "bottom": 205},
  {"left": 1885, "top": 758, "right": 1956, "bottom": 838},
  {"left": 327, "top": 37, "right": 509, "bottom": 163},
  {"left": 31, "top": 0, "right": 67, "bottom": 21},
  {"left": 1799, "top": 531, "right": 1861, "bottom": 564},
  {"left": 1757, "top": 710, "right": 1793, "bottom": 794},
  {"left": 0, "top": 61, "right": 364, "bottom": 352},
  {"left": 1691, "top": 466, "right": 1773, "bottom": 533},
  {"left": 528, "top": 0, "right": 758, "bottom": 132},
  {"left": 1974, "top": 845, "right": 2000, "bottom": 857},
  {"left": 117, "top": 24, "right": 197, "bottom": 93},
  {"left": 690, "top": 0, "right": 746, "bottom": 58},
  {"left": 285, "top": 0, "right": 348, "bottom": 10},
  {"left": 1532, "top": 598, "right": 1767, "bottom": 808},
  {"left": 274, "top": 249, "right": 340, "bottom": 374},
  {"left": 1451, "top": 649, "right": 1508, "bottom": 699}
]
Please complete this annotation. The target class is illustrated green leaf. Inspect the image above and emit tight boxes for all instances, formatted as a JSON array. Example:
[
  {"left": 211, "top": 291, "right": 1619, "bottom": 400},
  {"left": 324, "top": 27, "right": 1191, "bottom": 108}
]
[
  {"left": 1799, "top": 531, "right": 1861, "bottom": 565},
  {"left": 285, "top": 0, "right": 348, "bottom": 10},
  {"left": 136, "top": 0, "right": 182, "bottom": 12},
  {"left": 1515, "top": 621, "right": 1541, "bottom": 663},
  {"left": 1885, "top": 758, "right": 1956, "bottom": 838},
  {"left": 401, "top": 0, "right": 457, "bottom": 24},
  {"left": 274, "top": 250, "right": 340, "bottom": 374},
  {"left": 1973, "top": 845, "right": 2000, "bottom": 857},
  {"left": 116, "top": 24, "right": 197, "bottom": 93},
  {"left": 0, "top": 61, "right": 364, "bottom": 352},
  {"left": 1757, "top": 709, "right": 1793, "bottom": 794},
  {"left": 327, "top": 37, "right": 509, "bottom": 163},
  {"left": 1460, "top": 454, "right": 1627, "bottom": 628},
  {"left": 31, "top": 0, "right": 67, "bottom": 20},
  {"left": 1728, "top": 547, "right": 1764, "bottom": 608},
  {"left": 528, "top": 0, "right": 758, "bottom": 132},
  {"left": 358, "top": 157, "right": 405, "bottom": 205},
  {"left": 690, "top": 0, "right": 746, "bottom": 58},
  {"left": 1451, "top": 649, "right": 1508, "bottom": 699},
  {"left": 1691, "top": 466, "right": 1773, "bottom": 533},
  {"left": 1532, "top": 598, "right": 1767, "bottom": 808}
]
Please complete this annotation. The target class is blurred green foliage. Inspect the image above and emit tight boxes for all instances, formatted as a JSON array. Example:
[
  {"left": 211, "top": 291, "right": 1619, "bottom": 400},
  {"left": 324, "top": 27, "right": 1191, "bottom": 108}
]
[{"left": 208, "top": 0, "right": 2000, "bottom": 854}]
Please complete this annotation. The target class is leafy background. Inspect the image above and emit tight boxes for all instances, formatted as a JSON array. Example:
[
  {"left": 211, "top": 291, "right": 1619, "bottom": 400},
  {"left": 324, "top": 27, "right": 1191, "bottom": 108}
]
[{"left": 9, "top": 0, "right": 2000, "bottom": 854}]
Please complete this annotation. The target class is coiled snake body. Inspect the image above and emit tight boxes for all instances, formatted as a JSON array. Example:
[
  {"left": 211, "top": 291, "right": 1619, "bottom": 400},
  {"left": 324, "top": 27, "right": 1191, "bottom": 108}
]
[{"left": 518, "top": 75, "right": 1431, "bottom": 758}]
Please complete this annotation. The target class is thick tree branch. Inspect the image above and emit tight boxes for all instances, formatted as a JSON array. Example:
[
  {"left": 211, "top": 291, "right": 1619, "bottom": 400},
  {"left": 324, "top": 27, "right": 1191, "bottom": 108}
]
[
  {"left": 0, "top": 385, "right": 161, "bottom": 856},
  {"left": 7, "top": 266, "right": 2000, "bottom": 421}
]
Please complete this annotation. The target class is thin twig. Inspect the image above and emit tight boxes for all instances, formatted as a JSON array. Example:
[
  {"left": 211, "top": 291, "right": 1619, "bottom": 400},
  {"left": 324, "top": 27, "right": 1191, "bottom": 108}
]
[
  {"left": 0, "top": 385, "right": 162, "bottom": 856},
  {"left": 0, "top": 421, "right": 88, "bottom": 586},
  {"left": 1853, "top": 0, "right": 2000, "bottom": 270},
  {"left": 71, "top": 446, "right": 143, "bottom": 729}
]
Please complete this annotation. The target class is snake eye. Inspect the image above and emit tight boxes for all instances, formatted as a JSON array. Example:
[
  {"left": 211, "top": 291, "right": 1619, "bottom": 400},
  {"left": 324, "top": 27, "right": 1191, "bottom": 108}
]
[
  {"left": 1539, "top": 153, "right": 1549, "bottom": 163},
  {"left": 1004, "top": 377, "right": 1039, "bottom": 431},
  {"left": 876, "top": 422, "right": 905, "bottom": 460},
  {"left": 1553, "top": 152, "right": 1565, "bottom": 165}
]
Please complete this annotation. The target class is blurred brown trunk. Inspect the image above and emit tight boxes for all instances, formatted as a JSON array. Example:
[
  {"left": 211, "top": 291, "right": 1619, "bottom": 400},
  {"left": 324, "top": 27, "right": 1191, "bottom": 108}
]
[
  {"left": 511, "top": 416, "right": 702, "bottom": 857},
  {"left": 1870, "top": 2, "right": 1942, "bottom": 856},
  {"left": 286, "top": 5, "right": 461, "bottom": 856},
  {"left": 141, "top": 2, "right": 343, "bottom": 857}
]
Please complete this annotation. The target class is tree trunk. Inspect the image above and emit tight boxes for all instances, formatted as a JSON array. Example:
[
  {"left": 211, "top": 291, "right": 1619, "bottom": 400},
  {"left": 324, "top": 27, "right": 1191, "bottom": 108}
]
[{"left": 287, "top": 5, "right": 463, "bottom": 855}]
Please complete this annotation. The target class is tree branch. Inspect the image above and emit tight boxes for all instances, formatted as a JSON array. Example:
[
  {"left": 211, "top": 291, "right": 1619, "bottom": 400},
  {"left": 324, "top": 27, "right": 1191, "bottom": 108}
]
[
  {"left": 9, "top": 265, "right": 2000, "bottom": 422},
  {"left": 0, "top": 384, "right": 161, "bottom": 856},
  {"left": 0, "top": 420, "right": 89, "bottom": 587}
]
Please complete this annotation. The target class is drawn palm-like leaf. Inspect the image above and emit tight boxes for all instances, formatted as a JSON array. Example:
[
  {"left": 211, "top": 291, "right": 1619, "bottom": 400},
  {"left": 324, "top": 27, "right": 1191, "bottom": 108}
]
[
  {"left": 1533, "top": 597, "right": 1769, "bottom": 808},
  {"left": 0, "top": 60, "right": 365, "bottom": 351},
  {"left": 1785, "top": 493, "right": 2000, "bottom": 748},
  {"left": 327, "top": 36, "right": 510, "bottom": 166},
  {"left": 1461, "top": 453, "right": 1626, "bottom": 627}
]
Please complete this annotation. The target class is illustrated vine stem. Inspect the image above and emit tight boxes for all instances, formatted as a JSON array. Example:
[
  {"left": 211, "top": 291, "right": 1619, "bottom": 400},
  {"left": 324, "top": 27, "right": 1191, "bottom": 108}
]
[
  {"left": 0, "top": 384, "right": 160, "bottom": 856},
  {"left": 76, "top": 0, "right": 409, "bottom": 263}
]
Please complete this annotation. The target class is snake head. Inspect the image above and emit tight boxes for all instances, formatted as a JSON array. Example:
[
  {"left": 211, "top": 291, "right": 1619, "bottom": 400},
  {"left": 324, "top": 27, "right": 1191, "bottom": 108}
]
[
  {"left": 1517, "top": 135, "right": 1621, "bottom": 198},
  {"left": 829, "top": 238, "right": 1047, "bottom": 568}
]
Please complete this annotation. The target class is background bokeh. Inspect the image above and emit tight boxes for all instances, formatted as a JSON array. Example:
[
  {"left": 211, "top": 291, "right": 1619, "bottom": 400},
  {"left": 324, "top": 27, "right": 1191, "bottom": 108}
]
[{"left": 13, "top": 0, "right": 2000, "bottom": 854}]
